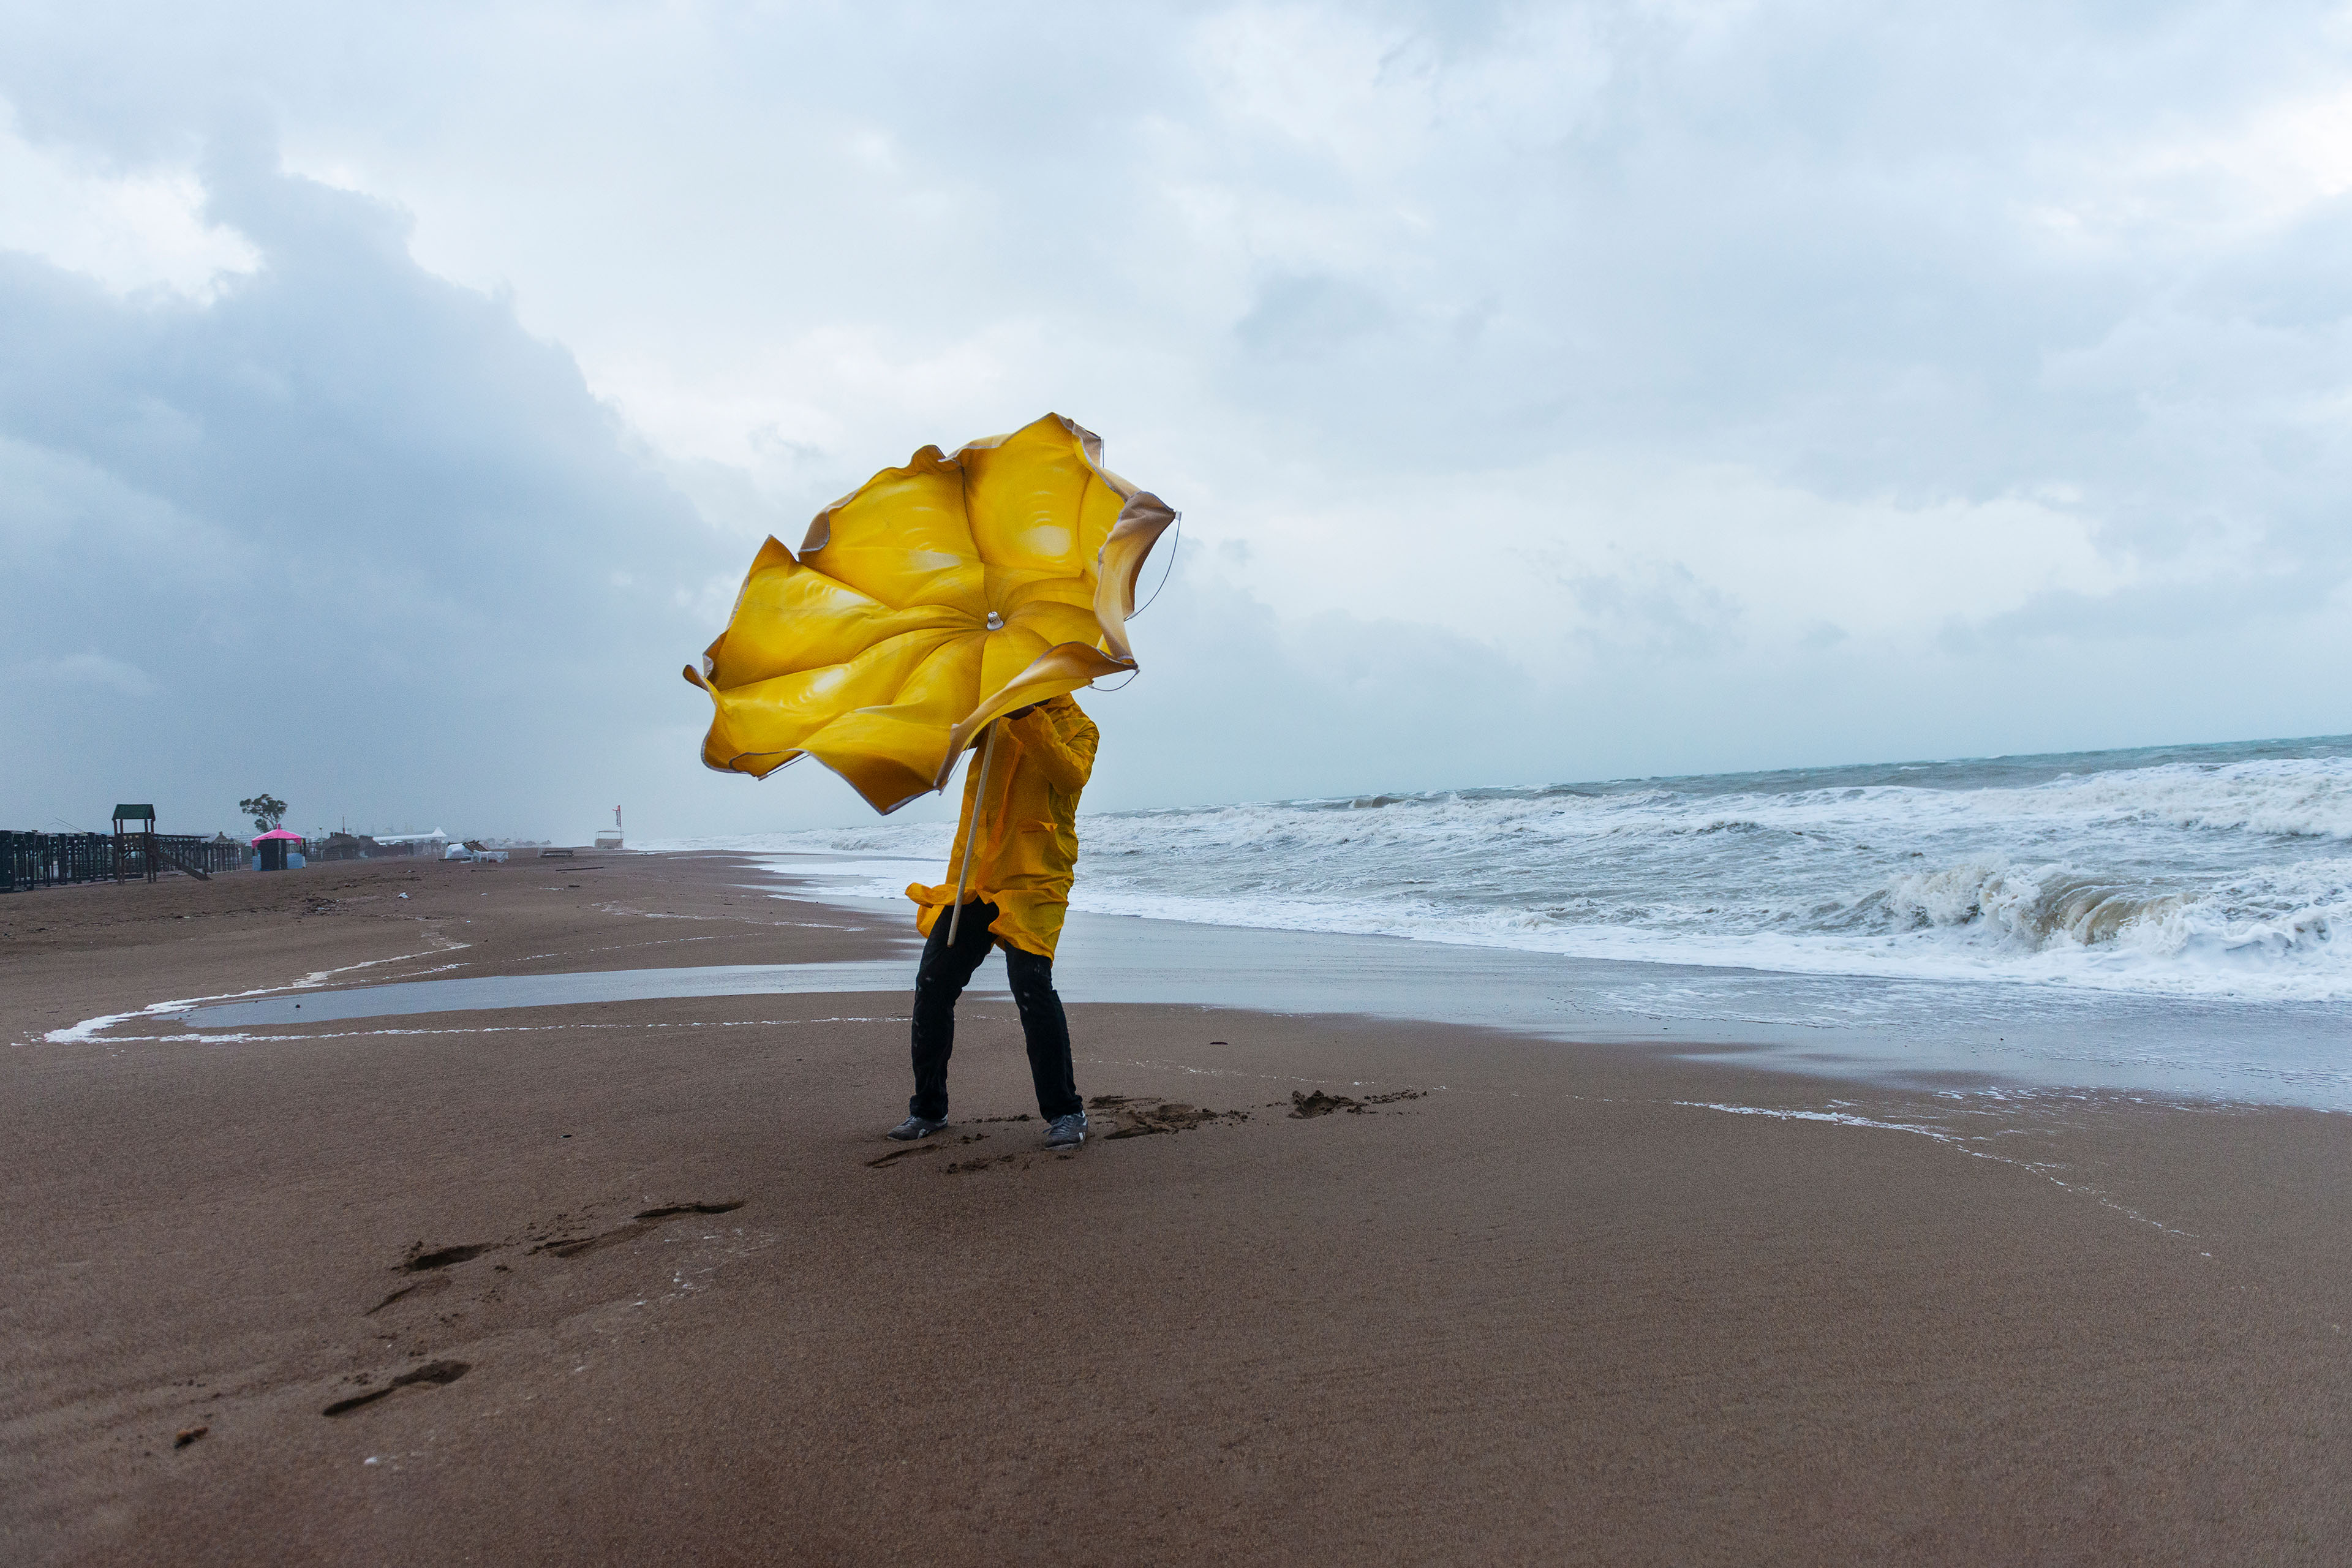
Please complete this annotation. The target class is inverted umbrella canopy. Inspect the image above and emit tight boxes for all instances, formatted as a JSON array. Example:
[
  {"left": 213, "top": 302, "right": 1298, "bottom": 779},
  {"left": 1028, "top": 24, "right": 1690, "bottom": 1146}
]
[{"left": 684, "top": 413, "right": 1176, "bottom": 813}]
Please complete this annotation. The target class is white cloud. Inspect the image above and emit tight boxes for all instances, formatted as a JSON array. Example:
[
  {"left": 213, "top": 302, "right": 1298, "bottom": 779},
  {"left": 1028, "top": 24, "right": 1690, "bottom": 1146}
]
[
  {"left": 1170, "top": 454, "right": 2132, "bottom": 665},
  {"left": 2, "top": 1, "right": 2351, "bottom": 834},
  {"left": 0, "top": 112, "right": 257, "bottom": 298}
]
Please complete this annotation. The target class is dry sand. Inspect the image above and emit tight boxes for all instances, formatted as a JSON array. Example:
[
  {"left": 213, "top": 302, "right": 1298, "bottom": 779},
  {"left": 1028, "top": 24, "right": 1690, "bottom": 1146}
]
[{"left": 4, "top": 852, "right": 2350, "bottom": 1564}]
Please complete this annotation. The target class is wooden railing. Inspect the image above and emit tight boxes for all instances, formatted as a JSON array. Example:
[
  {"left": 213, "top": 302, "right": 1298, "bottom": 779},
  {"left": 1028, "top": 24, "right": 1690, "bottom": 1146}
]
[{"left": 1, "top": 832, "right": 252, "bottom": 893}]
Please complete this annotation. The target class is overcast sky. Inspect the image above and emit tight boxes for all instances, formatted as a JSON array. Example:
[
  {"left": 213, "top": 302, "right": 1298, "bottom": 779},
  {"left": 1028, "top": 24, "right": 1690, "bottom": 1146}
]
[{"left": 5, "top": 0, "right": 2351, "bottom": 841}]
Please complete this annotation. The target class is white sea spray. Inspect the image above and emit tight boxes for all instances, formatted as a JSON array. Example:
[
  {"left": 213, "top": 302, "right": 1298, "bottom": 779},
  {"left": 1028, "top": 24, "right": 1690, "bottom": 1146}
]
[{"left": 646, "top": 737, "right": 2352, "bottom": 1003}]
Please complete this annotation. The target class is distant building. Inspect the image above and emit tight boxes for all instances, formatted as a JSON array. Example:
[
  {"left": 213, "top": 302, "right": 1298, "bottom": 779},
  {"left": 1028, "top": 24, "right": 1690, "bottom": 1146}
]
[{"left": 372, "top": 829, "right": 451, "bottom": 858}]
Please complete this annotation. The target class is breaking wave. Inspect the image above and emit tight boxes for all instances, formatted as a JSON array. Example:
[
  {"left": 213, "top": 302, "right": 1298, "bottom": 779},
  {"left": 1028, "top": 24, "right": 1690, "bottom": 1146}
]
[{"left": 655, "top": 736, "right": 2352, "bottom": 1002}]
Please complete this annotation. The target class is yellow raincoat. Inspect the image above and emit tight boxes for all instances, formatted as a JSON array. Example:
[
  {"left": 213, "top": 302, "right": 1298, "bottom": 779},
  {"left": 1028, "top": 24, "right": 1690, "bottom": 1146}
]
[{"left": 907, "top": 695, "right": 1098, "bottom": 959}]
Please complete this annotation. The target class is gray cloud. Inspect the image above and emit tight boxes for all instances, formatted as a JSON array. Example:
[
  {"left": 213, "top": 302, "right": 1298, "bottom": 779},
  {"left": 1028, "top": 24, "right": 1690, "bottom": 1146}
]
[
  {"left": 4, "top": 1, "right": 2351, "bottom": 838},
  {"left": 0, "top": 144, "right": 739, "bottom": 838}
]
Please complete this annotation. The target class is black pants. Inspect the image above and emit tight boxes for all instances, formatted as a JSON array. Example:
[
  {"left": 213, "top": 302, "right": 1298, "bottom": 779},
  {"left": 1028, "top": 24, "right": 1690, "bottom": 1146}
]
[{"left": 910, "top": 899, "right": 1080, "bottom": 1122}]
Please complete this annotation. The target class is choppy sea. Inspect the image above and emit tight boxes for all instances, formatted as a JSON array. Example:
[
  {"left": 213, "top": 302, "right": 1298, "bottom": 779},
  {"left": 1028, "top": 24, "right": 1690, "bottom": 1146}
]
[{"left": 649, "top": 735, "right": 2352, "bottom": 1105}]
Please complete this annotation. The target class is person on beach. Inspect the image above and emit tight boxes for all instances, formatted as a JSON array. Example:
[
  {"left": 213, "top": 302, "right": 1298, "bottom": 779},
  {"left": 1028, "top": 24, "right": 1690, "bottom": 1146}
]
[{"left": 890, "top": 693, "right": 1098, "bottom": 1149}]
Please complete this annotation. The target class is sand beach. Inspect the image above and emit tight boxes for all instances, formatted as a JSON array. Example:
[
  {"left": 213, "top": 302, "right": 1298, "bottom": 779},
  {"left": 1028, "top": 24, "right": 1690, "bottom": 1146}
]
[{"left": 5, "top": 851, "right": 2350, "bottom": 1564}]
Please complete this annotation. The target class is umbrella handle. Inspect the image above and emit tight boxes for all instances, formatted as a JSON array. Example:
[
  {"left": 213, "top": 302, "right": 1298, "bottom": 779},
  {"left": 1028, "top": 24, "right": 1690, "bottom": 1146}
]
[{"left": 946, "top": 721, "right": 1002, "bottom": 946}]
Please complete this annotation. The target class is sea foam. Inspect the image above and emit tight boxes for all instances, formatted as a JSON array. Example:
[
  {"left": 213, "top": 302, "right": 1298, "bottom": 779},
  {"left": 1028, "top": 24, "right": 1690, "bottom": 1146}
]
[{"left": 648, "top": 735, "right": 2352, "bottom": 1003}]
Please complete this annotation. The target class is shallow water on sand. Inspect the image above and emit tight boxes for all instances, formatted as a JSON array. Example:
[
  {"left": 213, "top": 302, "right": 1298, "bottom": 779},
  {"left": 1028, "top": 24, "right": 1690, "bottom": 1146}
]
[
  {"left": 170, "top": 887, "right": 2352, "bottom": 1112},
  {"left": 178, "top": 960, "right": 939, "bottom": 1028}
]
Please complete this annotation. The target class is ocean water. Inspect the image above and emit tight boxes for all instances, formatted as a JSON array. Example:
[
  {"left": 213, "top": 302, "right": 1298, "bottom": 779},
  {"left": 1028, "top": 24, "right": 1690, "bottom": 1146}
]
[
  {"left": 658, "top": 735, "right": 2352, "bottom": 1006},
  {"left": 640, "top": 736, "right": 2352, "bottom": 1104}
]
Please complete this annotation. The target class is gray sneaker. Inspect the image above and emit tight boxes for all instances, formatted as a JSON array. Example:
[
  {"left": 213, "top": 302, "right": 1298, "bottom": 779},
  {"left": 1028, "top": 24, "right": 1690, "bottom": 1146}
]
[
  {"left": 886, "top": 1115, "right": 946, "bottom": 1142},
  {"left": 1046, "top": 1112, "right": 1088, "bottom": 1149}
]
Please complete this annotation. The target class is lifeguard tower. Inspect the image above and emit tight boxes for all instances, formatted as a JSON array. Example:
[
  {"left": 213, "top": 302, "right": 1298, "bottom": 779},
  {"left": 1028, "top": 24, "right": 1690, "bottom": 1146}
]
[{"left": 113, "top": 804, "right": 156, "bottom": 883}]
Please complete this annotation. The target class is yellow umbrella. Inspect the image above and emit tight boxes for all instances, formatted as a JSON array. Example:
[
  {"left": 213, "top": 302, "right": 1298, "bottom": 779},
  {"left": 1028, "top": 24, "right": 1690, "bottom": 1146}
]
[{"left": 684, "top": 413, "right": 1176, "bottom": 814}]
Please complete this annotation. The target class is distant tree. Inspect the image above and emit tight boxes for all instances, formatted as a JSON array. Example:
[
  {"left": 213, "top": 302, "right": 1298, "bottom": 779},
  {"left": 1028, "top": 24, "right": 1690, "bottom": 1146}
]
[{"left": 239, "top": 794, "right": 288, "bottom": 833}]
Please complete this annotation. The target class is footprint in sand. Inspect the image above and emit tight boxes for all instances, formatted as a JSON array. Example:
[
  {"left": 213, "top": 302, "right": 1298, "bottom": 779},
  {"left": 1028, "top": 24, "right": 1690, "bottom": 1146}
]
[
  {"left": 867, "top": 1144, "right": 945, "bottom": 1168},
  {"left": 340, "top": 1201, "right": 752, "bottom": 1414},
  {"left": 1286, "top": 1088, "right": 1426, "bottom": 1118},
  {"left": 321, "top": 1359, "right": 471, "bottom": 1417},
  {"left": 366, "top": 1239, "right": 501, "bottom": 1313},
  {"left": 864, "top": 1131, "right": 998, "bottom": 1169},
  {"left": 631, "top": 1201, "right": 745, "bottom": 1220},
  {"left": 943, "top": 1153, "right": 1027, "bottom": 1173},
  {"left": 370, "top": 1202, "right": 745, "bottom": 1303},
  {"left": 1090, "top": 1093, "right": 1251, "bottom": 1137},
  {"left": 402, "top": 1242, "right": 498, "bottom": 1272},
  {"left": 366, "top": 1274, "right": 453, "bottom": 1316},
  {"left": 527, "top": 1200, "right": 746, "bottom": 1259}
]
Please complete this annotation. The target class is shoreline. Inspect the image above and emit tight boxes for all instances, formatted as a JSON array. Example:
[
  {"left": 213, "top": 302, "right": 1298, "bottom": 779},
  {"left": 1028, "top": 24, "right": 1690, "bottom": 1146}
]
[
  {"left": 6, "top": 853, "right": 2350, "bottom": 1562},
  {"left": 712, "top": 850, "right": 2352, "bottom": 1112},
  {"left": 654, "top": 729, "right": 2352, "bottom": 1023},
  {"left": 29, "top": 843, "right": 2342, "bottom": 1115}
]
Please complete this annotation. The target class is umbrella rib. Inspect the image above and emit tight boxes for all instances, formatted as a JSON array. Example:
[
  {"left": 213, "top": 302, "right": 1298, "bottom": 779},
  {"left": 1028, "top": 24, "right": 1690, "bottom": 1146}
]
[{"left": 693, "top": 415, "right": 1164, "bottom": 816}]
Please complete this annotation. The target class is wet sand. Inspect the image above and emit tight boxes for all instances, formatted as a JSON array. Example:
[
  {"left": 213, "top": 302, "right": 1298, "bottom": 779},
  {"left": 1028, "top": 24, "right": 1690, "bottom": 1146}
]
[{"left": 4, "top": 853, "right": 2350, "bottom": 1564}]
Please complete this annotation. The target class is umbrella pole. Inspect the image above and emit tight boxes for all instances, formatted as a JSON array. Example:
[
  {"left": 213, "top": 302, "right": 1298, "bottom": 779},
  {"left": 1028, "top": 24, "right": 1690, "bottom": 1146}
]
[{"left": 946, "top": 721, "right": 1001, "bottom": 946}]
